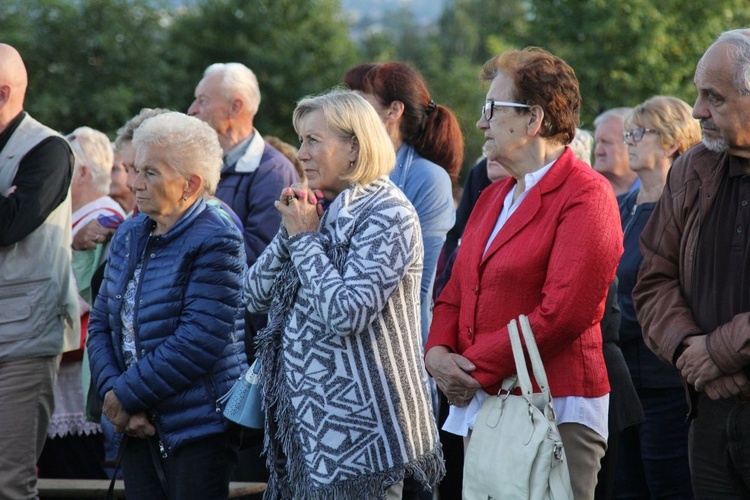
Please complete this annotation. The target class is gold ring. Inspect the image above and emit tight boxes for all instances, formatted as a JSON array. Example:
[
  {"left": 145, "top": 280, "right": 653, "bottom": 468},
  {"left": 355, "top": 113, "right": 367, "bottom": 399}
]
[
  {"left": 287, "top": 195, "right": 296, "bottom": 205},
  {"left": 463, "top": 390, "right": 468, "bottom": 398}
]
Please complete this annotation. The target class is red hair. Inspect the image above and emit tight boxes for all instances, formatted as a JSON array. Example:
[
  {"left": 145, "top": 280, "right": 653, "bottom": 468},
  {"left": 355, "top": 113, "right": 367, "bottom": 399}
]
[
  {"left": 482, "top": 47, "right": 580, "bottom": 145},
  {"left": 344, "top": 62, "right": 463, "bottom": 183}
]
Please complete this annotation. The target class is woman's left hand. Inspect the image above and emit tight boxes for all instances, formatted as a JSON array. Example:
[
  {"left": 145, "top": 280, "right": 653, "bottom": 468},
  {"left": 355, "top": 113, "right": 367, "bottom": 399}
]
[
  {"left": 425, "top": 346, "right": 482, "bottom": 407},
  {"left": 275, "top": 184, "right": 324, "bottom": 236},
  {"left": 103, "top": 390, "right": 131, "bottom": 431}
]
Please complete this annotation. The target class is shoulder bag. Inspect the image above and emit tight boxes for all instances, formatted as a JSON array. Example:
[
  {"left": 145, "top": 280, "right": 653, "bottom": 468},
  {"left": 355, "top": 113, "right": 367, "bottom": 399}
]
[
  {"left": 463, "top": 314, "right": 573, "bottom": 499},
  {"left": 219, "top": 358, "right": 264, "bottom": 429}
]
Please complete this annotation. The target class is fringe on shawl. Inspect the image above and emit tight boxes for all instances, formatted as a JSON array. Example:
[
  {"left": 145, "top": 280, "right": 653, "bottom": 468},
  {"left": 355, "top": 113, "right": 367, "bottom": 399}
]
[
  {"left": 255, "top": 258, "right": 301, "bottom": 500},
  {"left": 257, "top": 243, "right": 445, "bottom": 499}
]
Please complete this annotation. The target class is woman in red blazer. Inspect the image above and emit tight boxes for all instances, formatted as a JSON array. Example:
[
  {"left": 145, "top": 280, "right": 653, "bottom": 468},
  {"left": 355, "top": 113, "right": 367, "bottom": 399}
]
[{"left": 425, "top": 47, "right": 623, "bottom": 500}]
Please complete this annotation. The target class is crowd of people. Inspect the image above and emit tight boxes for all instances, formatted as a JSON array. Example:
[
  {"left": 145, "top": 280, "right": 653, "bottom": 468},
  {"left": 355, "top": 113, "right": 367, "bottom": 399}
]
[{"left": 1, "top": 26, "right": 750, "bottom": 500}]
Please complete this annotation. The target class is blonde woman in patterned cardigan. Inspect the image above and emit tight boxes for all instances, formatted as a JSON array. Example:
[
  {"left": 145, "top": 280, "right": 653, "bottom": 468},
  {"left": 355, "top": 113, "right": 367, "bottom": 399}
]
[{"left": 243, "top": 89, "right": 443, "bottom": 499}]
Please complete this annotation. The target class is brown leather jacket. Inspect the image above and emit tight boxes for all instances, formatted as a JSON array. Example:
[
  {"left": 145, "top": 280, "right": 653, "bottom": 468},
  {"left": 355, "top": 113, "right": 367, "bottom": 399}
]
[{"left": 633, "top": 142, "right": 750, "bottom": 375}]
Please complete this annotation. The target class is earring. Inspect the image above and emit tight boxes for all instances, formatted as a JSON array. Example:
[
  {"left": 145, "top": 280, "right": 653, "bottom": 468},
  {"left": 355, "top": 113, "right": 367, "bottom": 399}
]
[
  {"left": 349, "top": 161, "right": 354, "bottom": 169},
  {"left": 182, "top": 195, "right": 188, "bottom": 201}
]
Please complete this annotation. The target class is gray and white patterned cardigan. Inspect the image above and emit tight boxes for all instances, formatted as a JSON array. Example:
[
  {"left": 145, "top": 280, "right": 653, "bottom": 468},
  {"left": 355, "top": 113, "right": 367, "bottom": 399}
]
[{"left": 244, "top": 176, "right": 444, "bottom": 499}]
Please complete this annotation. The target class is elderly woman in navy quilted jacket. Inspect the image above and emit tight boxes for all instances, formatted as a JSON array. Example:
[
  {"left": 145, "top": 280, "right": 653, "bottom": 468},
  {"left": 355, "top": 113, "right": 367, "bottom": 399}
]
[{"left": 87, "top": 112, "right": 247, "bottom": 499}]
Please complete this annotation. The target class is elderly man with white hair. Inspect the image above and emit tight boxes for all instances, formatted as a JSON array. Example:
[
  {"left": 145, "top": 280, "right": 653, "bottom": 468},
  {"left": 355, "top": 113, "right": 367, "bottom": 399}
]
[
  {"left": 188, "top": 66, "right": 298, "bottom": 482},
  {"left": 188, "top": 63, "right": 298, "bottom": 267}
]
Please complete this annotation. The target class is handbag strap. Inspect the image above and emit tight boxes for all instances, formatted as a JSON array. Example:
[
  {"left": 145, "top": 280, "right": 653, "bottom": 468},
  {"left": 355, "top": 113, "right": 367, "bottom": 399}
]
[
  {"left": 507, "top": 315, "right": 550, "bottom": 398},
  {"left": 507, "top": 318, "right": 533, "bottom": 397},
  {"left": 518, "top": 314, "right": 550, "bottom": 392}
]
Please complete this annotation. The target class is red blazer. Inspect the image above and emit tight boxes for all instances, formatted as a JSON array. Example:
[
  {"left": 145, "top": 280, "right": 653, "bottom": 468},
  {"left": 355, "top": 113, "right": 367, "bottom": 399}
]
[{"left": 426, "top": 149, "right": 623, "bottom": 397}]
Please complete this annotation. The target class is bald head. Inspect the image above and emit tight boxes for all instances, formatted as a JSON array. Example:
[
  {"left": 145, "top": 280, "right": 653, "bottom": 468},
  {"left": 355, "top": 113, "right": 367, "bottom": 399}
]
[{"left": 0, "top": 44, "right": 28, "bottom": 127}]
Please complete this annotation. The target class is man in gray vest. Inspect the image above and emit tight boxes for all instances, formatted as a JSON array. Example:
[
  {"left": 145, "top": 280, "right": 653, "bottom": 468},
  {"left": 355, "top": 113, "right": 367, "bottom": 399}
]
[{"left": 0, "top": 43, "right": 78, "bottom": 497}]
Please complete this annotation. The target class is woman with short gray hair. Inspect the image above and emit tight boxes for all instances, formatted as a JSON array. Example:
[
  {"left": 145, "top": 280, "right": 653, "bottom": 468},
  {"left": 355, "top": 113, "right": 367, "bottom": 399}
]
[{"left": 87, "top": 111, "right": 247, "bottom": 498}]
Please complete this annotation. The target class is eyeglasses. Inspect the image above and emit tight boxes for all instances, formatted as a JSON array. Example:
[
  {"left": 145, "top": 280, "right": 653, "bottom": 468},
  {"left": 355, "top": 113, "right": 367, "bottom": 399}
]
[
  {"left": 481, "top": 100, "right": 531, "bottom": 121},
  {"left": 623, "top": 127, "right": 658, "bottom": 144}
]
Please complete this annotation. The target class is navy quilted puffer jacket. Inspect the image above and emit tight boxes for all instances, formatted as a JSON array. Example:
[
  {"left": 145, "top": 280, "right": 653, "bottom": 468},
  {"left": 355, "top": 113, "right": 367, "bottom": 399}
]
[{"left": 87, "top": 199, "right": 247, "bottom": 454}]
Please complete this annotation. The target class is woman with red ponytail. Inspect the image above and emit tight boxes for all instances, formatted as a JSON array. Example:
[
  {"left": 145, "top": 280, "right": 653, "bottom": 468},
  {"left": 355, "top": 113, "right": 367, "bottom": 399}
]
[{"left": 344, "top": 62, "right": 464, "bottom": 350}]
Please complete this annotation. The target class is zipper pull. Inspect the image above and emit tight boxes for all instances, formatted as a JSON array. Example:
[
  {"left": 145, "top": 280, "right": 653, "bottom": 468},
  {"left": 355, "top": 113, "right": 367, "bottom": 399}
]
[{"left": 159, "top": 439, "right": 168, "bottom": 458}]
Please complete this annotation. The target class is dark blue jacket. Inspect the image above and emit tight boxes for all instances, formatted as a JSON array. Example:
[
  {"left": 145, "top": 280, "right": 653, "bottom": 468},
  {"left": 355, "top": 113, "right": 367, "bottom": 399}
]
[
  {"left": 87, "top": 199, "right": 247, "bottom": 454},
  {"left": 617, "top": 189, "right": 682, "bottom": 388},
  {"left": 216, "top": 142, "right": 299, "bottom": 266}
]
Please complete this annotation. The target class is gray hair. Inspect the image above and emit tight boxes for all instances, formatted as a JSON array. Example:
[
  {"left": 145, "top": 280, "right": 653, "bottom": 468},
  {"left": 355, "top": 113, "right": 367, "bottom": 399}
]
[
  {"left": 593, "top": 107, "right": 632, "bottom": 128},
  {"left": 293, "top": 89, "right": 395, "bottom": 187},
  {"left": 115, "top": 108, "right": 173, "bottom": 150},
  {"left": 203, "top": 63, "right": 261, "bottom": 116},
  {"left": 66, "top": 126, "right": 114, "bottom": 194},
  {"left": 132, "top": 112, "right": 223, "bottom": 197},
  {"left": 714, "top": 29, "right": 750, "bottom": 96},
  {"left": 570, "top": 128, "right": 594, "bottom": 166}
]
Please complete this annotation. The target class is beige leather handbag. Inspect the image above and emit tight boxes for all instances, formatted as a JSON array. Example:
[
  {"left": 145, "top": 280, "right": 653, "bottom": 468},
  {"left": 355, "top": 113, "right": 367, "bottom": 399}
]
[{"left": 463, "top": 314, "right": 573, "bottom": 500}]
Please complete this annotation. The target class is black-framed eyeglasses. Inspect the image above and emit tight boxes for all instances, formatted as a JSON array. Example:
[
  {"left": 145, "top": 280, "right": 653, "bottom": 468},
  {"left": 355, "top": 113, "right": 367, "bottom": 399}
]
[
  {"left": 481, "top": 100, "right": 531, "bottom": 121},
  {"left": 623, "top": 127, "right": 658, "bottom": 144}
]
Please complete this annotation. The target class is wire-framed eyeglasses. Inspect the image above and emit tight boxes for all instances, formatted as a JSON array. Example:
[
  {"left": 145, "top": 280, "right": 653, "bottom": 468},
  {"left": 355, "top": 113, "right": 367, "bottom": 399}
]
[
  {"left": 481, "top": 100, "right": 531, "bottom": 121},
  {"left": 623, "top": 127, "right": 659, "bottom": 144}
]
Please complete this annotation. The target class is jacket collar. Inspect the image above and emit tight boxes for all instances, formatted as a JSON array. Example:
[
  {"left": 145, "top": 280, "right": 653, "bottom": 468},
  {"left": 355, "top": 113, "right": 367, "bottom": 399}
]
[
  {"left": 480, "top": 147, "right": 577, "bottom": 265},
  {"left": 137, "top": 198, "right": 208, "bottom": 244},
  {"left": 229, "top": 129, "right": 266, "bottom": 174}
]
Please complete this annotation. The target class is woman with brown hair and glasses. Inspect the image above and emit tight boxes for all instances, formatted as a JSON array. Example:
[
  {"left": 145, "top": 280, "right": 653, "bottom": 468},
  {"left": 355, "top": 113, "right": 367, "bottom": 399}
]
[{"left": 425, "top": 47, "right": 623, "bottom": 499}]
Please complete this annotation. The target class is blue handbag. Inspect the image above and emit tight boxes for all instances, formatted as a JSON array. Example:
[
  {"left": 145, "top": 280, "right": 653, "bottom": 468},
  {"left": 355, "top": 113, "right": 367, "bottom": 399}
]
[{"left": 220, "top": 358, "right": 264, "bottom": 429}]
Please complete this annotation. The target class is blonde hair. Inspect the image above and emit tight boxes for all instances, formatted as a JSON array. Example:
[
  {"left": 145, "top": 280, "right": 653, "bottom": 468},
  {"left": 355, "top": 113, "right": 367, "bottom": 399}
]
[
  {"left": 625, "top": 96, "right": 701, "bottom": 159},
  {"left": 293, "top": 89, "right": 395, "bottom": 186},
  {"left": 132, "top": 112, "right": 223, "bottom": 197},
  {"left": 66, "top": 126, "right": 114, "bottom": 194}
]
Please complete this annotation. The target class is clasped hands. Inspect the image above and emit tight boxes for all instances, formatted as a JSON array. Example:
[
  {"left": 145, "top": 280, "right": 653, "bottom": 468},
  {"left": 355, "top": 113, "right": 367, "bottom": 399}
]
[
  {"left": 274, "top": 183, "right": 324, "bottom": 236},
  {"left": 103, "top": 390, "right": 156, "bottom": 439},
  {"left": 425, "top": 346, "right": 482, "bottom": 407},
  {"left": 676, "top": 335, "right": 750, "bottom": 400}
]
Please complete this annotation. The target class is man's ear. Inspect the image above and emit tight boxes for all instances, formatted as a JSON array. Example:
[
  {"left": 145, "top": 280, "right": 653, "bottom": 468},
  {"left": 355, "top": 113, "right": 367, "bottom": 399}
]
[
  {"left": 230, "top": 98, "right": 243, "bottom": 117},
  {"left": 0, "top": 85, "right": 9, "bottom": 109}
]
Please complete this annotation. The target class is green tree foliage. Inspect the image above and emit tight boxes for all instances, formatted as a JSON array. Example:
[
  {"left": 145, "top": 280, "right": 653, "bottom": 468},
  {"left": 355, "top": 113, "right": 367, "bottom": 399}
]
[
  {"left": 519, "top": 0, "right": 750, "bottom": 126},
  {"left": 357, "top": 0, "right": 750, "bottom": 177},
  {"left": 0, "top": 0, "right": 175, "bottom": 135},
  {"left": 167, "top": 0, "right": 357, "bottom": 143},
  {"left": 438, "top": 0, "right": 527, "bottom": 64},
  {"left": 3, "top": 0, "right": 749, "bottom": 176},
  {"left": 356, "top": 6, "right": 490, "bottom": 177}
]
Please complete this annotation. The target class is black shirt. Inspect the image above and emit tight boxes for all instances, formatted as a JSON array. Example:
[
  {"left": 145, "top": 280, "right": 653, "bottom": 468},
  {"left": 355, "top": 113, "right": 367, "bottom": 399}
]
[
  {"left": 0, "top": 111, "right": 73, "bottom": 246},
  {"left": 692, "top": 155, "right": 750, "bottom": 334}
]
